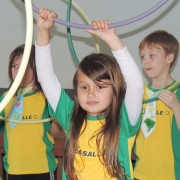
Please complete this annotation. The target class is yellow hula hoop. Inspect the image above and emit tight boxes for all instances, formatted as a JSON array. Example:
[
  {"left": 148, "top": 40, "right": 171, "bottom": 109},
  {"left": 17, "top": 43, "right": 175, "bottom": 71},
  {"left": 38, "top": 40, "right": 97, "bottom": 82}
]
[
  {"left": 0, "top": 1, "right": 52, "bottom": 124},
  {"left": 0, "top": 0, "right": 98, "bottom": 124},
  {"left": 0, "top": 116, "right": 53, "bottom": 124},
  {"left": 64, "top": 0, "right": 100, "bottom": 53},
  {"left": 0, "top": 0, "right": 33, "bottom": 114}
]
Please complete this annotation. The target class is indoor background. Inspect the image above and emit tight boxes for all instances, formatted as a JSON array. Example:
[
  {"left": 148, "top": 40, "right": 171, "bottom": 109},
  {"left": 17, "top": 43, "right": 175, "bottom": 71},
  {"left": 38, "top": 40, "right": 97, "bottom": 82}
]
[{"left": 0, "top": 0, "right": 180, "bottom": 94}]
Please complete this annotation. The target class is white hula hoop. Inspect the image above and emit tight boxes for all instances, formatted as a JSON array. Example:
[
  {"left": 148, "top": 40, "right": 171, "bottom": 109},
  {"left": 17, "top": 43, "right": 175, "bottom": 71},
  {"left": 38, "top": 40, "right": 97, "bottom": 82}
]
[{"left": 0, "top": 0, "right": 33, "bottom": 113}]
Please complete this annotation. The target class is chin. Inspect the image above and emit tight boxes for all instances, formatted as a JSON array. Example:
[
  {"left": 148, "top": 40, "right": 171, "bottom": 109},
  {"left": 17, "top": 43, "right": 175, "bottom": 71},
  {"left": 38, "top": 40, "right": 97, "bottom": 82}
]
[{"left": 145, "top": 73, "right": 154, "bottom": 79}]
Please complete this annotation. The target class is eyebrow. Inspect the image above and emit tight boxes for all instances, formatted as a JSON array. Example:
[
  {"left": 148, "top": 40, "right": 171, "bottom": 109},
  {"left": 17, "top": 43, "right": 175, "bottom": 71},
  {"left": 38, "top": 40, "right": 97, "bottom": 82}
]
[{"left": 78, "top": 81, "right": 87, "bottom": 84}]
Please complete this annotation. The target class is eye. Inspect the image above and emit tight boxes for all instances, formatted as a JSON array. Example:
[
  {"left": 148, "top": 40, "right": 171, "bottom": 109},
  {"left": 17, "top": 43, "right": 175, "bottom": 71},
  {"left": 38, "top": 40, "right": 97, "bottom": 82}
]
[
  {"left": 12, "top": 65, "right": 18, "bottom": 69},
  {"left": 97, "top": 85, "right": 103, "bottom": 89},
  {"left": 82, "top": 86, "right": 88, "bottom": 90},
  {"left": 140, "top": 55, "right": 145, "bottom": 60},
  {"left": 150, "top": 54, "right": 155, "bottom": 58}
]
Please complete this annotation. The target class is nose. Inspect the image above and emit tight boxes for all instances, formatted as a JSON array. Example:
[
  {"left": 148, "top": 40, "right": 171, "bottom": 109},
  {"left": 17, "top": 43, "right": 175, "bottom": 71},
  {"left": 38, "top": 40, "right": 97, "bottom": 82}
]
[
  {"left": 143, "top": 57, "right": 150, "bottom": 65},
  {"left": 88, "top": 87, "right": 96, "bottom": 99}
]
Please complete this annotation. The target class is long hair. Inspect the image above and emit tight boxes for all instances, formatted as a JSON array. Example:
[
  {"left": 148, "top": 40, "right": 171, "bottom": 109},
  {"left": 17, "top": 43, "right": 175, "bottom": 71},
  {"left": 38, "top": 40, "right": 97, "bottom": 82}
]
[
  {"left": 8, "top": 44, "right": 42, "bottom": 93},
  {"left": 64, "top": 53, "right": 126, "bottom": 179},
  {"left": 139, "top": 30, "right": 179, "bottom": 67}
]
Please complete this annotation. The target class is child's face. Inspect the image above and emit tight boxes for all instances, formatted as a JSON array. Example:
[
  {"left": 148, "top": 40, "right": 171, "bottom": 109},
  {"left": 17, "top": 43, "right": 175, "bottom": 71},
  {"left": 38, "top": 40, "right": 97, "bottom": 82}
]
[
  {"left": 140, "top": 44, "right": 172, "bottom": 79},
  {"left": 11, "top": 55, "right": 35, "bottom": 88},
  {"left": 77, "top": 71, "right": 113, "bottom": 116}
]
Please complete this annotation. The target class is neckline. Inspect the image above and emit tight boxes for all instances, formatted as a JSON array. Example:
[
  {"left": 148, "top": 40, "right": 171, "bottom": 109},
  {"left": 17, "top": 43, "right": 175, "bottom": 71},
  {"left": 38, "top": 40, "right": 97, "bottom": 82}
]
[
  {"left": 148, "top": 80, "right": 176, "bottom": 92},
  {"left": 86, "top": 115, "right": 105, "bottom": 121},
  {"left": 24, "top": 91, "right": 38, "bottom": 97}
]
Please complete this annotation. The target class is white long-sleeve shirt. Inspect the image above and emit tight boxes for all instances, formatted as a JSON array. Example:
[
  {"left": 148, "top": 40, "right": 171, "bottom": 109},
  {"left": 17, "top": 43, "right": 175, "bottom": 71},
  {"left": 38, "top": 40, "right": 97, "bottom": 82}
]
[{"left": 35, "top": 43, "right": 143, "bottom": 125}]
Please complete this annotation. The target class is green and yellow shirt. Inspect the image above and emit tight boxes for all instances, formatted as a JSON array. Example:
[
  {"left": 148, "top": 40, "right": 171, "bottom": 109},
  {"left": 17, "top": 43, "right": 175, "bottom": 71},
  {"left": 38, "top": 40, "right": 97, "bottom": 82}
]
[
  {"left": 49, "top": 89, "right": 141, "bottom": 180},
  {"left": 0, "top": 91, "right": 57, "bottom": 174},
  {"left": 134, "top": 81, "right": 180, "bottom": 180}
]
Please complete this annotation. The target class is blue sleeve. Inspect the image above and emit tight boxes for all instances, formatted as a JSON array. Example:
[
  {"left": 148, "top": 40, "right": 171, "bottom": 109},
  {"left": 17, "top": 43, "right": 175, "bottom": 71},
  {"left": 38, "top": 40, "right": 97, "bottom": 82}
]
[
  {"left": 120, "top": 101, "right": 142, "bottom": 137},
  {"left": 48, "top": 88, "right": 74, "bottom": 131}
]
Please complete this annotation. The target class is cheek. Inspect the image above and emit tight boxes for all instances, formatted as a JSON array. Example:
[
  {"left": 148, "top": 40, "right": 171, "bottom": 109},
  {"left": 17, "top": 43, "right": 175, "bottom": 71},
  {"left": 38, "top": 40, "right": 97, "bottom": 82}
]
[
  {"left": 11, "top": 70, "right": 17, "bottom": 80},
  {"left": 77, "top": 92, "right": 84, "bottom": 103},
  {"left": 141, "top": 61, "right": 146, "bottom": 67},
  {"left": 25, "top": 69, "right": 34, "bottom": 79},
  {"left": 142, "top": 63, "right": 146, "bottom": 71},
  {"left": 107, "top": 95, "right": 113, "bottom": 105},
  {"left": 102, "top": 91, "right": 113, "bottom": 104}
]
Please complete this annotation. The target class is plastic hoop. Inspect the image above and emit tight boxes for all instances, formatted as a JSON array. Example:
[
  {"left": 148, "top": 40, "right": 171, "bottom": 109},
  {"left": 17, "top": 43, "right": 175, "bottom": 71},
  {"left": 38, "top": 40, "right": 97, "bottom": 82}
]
[
  {"left": 0, "top": 116, "right": 53, "bottom": 124},
  {"left": 66, "top": 0, "right": 100, "bottom": 65},
  {"left": 0, "top": 0, "right": 33, "bottom": 113},
  {"left": 27, "top": 0, "right": 168, "bottom": 29}
]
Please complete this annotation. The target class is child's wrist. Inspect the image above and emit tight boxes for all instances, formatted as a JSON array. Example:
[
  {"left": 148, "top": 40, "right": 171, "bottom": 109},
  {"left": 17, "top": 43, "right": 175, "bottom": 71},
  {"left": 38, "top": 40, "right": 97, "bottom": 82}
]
[
  {"left": 172, "top": 102, "right": 180, "bottom": 112},
  {"left": 105, "top": 34, "right": 124, "bottom": 51}
]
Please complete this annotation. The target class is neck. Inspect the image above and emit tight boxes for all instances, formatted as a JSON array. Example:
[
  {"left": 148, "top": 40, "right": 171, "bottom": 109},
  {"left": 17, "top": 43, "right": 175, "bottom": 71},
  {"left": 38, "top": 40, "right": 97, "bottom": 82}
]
[
  {"left": 19, "top": 86, "right": 36, "bottom": 94},
  {"left": 151, "top": 75, "right": 174, "bottom": 89}
]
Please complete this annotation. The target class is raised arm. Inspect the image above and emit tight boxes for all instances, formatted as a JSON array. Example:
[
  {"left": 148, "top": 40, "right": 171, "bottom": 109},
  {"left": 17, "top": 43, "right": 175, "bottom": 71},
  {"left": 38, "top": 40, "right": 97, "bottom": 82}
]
[
  {"left": 36, "top": 8, "right": 56, "bottom": 46},
  {"left": 35, "top": 8, "right": 61, "bottom": 111},
  {"left": 85, "top": 20, "right": 144, "bottom": 125}
]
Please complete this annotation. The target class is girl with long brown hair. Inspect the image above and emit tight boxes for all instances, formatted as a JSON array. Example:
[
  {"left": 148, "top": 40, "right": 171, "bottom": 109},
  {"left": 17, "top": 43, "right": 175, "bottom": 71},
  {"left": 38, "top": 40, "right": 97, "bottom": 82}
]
[{"left": 35, "top": 8, "right": 143, "bottom": 180}]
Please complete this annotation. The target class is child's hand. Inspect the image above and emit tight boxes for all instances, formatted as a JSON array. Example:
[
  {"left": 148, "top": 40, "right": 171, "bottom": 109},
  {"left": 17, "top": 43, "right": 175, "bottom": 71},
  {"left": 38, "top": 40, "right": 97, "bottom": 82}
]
[
  {"left": 158, "top": 89, "right": 179, "bottom": 110},
  {"left": 85, "top": 20, "right": 115, "bottom": 42},
  {"left": 37, "top": 8, "right": 57, "bottom": 31},
  {"left": 85, "top": 20, "right": 124, "bottom": 51}
]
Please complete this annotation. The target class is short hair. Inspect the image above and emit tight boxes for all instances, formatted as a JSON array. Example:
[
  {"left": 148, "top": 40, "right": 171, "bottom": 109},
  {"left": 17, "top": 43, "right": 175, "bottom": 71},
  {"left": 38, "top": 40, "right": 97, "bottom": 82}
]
[
  {"left": 8, "top": 44, "right": 42, "bottom": 91},
  {"left": 139, "top": 30, "right": 179, "bottom": 67}
]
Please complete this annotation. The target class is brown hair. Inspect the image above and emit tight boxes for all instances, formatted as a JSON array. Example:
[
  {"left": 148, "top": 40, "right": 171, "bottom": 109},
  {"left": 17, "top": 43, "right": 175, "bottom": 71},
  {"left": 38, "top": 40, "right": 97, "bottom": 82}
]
[
  {"left": 139, "top": 30, "right": 179, "bottom": 67},
  {"left": 64, "top": 53, "right": 126, "bottom": 179},
  {"left": 8, "top": 44, "right": 42, "bottom": 92}
]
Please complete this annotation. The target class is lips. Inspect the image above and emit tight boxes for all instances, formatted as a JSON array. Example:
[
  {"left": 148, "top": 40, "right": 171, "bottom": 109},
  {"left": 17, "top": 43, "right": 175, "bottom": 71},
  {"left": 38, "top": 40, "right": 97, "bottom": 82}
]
[
  {"left": 145, "top": 68, "right": 152, "bottom": 71},
  {"left": 87, "top": 102, "right": 98, "bottom": 106}
]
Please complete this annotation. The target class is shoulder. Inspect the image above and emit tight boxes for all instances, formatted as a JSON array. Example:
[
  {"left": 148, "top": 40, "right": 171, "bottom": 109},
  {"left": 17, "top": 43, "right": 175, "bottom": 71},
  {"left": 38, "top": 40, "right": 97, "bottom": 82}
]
[
  {"left": 175, "top": 83, "right": 180, "bottom": 100},
  {"left": 0, "top": 91, "right": 13, "bottom": 102},
  {"left": 144, "top": 83, "right": 149, "bottom": 88}
]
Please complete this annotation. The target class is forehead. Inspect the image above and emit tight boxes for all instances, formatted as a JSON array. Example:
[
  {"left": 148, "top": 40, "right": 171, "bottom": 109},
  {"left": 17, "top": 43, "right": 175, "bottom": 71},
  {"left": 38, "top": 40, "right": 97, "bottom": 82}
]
[
  {"left": 77, "top": 70, "right": 112, "bottom": 86},
  {"left": 140, "top": 43, "right": 164, "bottom": 52},
  {"left": 13, "top": 55, "right": 23, "bottom": 63},
  {"left": 77, "top": 70, "right": 90, "bottom": 81}
]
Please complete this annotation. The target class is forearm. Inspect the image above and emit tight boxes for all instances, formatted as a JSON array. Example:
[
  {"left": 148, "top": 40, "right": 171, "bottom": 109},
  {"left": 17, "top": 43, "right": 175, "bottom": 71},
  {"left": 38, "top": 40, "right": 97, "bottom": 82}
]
[
  {"left": 35, "top": 43, "right": 61, "bottom": 111},
  {"left": 37, "top": 28, "right": 50, "bottom": 46},
  {"left": 49, "top": 120, "right": 64, "bottom": 138},
  {"left": 105, "top": 34, "right": 124, "bottom": 51},
  {"left": 112, "top": 47, "right": 143, "bottom": 125}
]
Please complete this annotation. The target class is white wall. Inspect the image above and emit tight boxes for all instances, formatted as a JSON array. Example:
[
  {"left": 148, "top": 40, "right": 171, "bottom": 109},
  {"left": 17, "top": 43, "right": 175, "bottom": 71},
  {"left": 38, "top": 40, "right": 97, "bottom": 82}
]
[{"left": 0, "top": 0, "right": 180, "bottom": 88}]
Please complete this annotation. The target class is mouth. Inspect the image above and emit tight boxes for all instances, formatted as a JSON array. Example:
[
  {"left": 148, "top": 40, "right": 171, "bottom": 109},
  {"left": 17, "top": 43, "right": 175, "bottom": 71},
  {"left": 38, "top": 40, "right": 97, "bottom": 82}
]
[
  {"left": 87, "top": 101, "right": 98, "bottom": 106},
  {"left": 145, "top": 68, "right": 152, "bottom": 71}
]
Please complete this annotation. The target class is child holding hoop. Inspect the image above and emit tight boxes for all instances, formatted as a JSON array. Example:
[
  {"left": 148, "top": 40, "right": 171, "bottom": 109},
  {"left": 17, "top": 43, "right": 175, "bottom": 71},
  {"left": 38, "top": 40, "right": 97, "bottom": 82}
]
[
  {"left": 35, "top": 8, "right": 143, "bottom": 180},
  {"left": 0, "top": 44, "right": 60, "bottom": 180}
]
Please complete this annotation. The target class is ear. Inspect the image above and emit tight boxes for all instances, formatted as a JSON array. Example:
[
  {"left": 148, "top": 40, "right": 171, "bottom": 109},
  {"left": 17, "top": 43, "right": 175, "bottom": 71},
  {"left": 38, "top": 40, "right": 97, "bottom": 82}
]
[{"left": 166, "top": 53, "right": 174, "bottom": 64}]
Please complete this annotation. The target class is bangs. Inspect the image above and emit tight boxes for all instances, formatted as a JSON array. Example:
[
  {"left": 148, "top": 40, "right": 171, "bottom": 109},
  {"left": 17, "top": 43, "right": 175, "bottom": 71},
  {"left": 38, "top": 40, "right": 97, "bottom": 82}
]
[{"left": 79, "top": 53, "right": 113, "bottom": 83}]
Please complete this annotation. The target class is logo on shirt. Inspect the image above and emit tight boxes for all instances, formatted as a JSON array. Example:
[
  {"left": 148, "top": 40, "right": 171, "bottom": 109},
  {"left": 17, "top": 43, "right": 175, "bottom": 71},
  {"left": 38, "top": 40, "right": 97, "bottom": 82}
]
[
  {"left": 76, "top": 146, "right": 101, "bottom": 157},
  {"left": 22, "top": 114, "right": 38, "bottom": 120}
]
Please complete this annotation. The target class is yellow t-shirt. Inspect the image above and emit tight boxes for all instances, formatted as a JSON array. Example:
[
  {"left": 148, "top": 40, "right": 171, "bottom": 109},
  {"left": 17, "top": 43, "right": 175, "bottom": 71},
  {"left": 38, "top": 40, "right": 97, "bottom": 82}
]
[
  {"left": 134, "top": 82, "right": 178, "bottom": 180},
  {"left": 0, "top": 91, "right": 57, "bottom": 174},
  {"left": 49, "top": 88, "right": 142, "bottom": 180}
]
